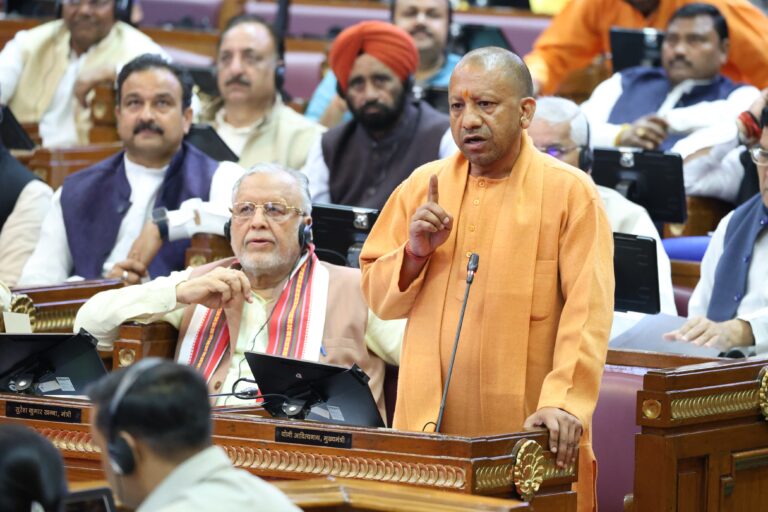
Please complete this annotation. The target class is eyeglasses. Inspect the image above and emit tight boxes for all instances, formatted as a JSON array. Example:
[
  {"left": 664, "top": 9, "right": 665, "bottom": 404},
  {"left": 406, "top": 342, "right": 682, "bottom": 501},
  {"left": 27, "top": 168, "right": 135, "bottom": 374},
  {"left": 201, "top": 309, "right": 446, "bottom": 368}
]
[
  {"left": 62, "top": 0, "right": 112, "bottom": 6},
  {"left": 537, "top": 144, "right": 580, "bottom": 159},
  {"left": 750, "top": 146, "right": 768, "bottom": 166},
  {"left": 230, "top": 201, "right": 304, "bottom": 222}
]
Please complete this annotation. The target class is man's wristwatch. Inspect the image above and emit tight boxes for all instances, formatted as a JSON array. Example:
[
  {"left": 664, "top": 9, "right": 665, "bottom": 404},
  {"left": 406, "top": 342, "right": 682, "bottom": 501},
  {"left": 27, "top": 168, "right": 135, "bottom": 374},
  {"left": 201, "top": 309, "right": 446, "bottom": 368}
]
[{"left": 152, "top": 207, "right": 169, "bottom": 241}]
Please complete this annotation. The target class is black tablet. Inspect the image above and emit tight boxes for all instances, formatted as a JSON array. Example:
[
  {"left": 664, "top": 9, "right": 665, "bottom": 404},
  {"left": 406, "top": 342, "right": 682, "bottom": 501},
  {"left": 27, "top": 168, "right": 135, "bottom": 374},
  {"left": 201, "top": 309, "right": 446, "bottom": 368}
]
[
  {"left": 311, "top": 203, "right": 379, "bottom": 268},
  {"left": 613, "top": 232, "right": 660, "bottom": 314},
  {"left": 610, "top": 27, "right": 664, "bottom": 72}
]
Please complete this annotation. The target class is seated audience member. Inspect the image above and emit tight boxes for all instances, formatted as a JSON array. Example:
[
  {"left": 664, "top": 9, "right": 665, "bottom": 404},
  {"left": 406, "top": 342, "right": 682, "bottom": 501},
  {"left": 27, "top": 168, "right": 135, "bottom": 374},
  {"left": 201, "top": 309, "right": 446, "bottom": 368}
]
[
  {"left": 18, "top": 54, "right": 244, "bottom": 287},
  {"left": 664, "top": 105, "right": 768, "bottom": 353},
  {"left": 528, "top": 97, "right": 676, "bottom": 314},
  {"left": 305, "top": 0, "right": 461, "bottom": 128},
  {"left": 198, "top": 15, "right": 324, "bottom": 170},
  {"left": 0, "top": 117, "right": 52, "bottom": 286},
  {"left": 75, "top": 164, "right": 403, "bottom": 417},
  {"left": 302, "top": 21, "right": 456, "bottom": 209},
  {"left": 87, "top": 359, "right": 300, "bottom": 512},
  {"left": 0, "top": 0, "right": 164, "bottom": 147},
  {"left": 580, "top": 4, "right": 758, "bottom": 158},
  {"left": 0, "top": 424, "right": 67, "bottom": 512},
  {"left": 525, "top": 0, "right": 768, "bottom": 96},
  {"left": 684, "top": 88, "right": 768, "bottom": 205}
]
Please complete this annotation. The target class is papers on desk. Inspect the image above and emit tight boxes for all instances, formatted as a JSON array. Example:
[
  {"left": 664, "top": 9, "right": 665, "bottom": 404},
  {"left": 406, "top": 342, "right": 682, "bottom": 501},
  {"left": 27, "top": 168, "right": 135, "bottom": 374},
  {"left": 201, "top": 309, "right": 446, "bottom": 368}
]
[{"left": 609, "top": 312, "right": 722, "bottom": 358}]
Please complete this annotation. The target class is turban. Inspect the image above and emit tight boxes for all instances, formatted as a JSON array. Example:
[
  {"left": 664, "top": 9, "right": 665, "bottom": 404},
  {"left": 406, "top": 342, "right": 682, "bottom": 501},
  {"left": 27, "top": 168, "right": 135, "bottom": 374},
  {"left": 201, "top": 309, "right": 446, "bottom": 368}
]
[{"left": 329, "top": 21, "right": 419, "bottom": 93}]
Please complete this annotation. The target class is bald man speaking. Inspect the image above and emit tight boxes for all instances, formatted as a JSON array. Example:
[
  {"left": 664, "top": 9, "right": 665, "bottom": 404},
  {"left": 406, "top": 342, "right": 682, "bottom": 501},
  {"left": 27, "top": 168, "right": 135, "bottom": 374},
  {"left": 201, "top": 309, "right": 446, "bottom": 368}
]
[
  {"left": 360, "top": 48, "right": 614, "bottom": 511},
  {"left": 302, "top": 20, "right": 455, "bottom": 209}
]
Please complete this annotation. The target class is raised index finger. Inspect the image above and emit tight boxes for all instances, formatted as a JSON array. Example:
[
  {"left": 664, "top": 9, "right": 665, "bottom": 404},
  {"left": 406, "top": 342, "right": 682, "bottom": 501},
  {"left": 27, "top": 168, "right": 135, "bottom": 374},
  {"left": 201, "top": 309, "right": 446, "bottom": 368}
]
[{"left": 428, "top": 174, "right": 439, "bottom": 204}]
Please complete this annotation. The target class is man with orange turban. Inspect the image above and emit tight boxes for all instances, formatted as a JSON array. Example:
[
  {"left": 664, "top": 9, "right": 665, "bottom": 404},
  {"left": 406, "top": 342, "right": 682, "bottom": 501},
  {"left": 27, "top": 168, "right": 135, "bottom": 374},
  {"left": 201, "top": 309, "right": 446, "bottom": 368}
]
[{"left": 301, "top": 20, "right": 456, "bottom": 210}]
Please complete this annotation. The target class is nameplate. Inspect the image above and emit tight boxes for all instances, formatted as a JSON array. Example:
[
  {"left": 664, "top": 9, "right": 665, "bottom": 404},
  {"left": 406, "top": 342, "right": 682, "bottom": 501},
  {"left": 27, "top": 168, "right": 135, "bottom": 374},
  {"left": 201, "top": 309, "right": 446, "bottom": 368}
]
[
  {"left": 275, "top": 426, "right": 352, "bottom": 449},
  {"left": 6, "top": 401, "right": 82, "bottom": 424}
]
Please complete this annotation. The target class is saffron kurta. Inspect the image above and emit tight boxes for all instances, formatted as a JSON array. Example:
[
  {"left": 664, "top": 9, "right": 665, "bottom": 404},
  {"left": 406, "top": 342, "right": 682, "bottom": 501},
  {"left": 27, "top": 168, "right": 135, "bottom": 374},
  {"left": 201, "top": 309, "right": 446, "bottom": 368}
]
[
  {"left": 360, "top": 133, "right": 614, "bottom": 511},
  {"left": 524, "top": 0, "right": 768, "bottom": 95}
]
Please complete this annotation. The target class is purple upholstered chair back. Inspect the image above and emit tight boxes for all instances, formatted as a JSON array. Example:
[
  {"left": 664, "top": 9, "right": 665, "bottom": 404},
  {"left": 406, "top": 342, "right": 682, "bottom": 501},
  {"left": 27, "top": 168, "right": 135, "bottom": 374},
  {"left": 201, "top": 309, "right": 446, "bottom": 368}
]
[
  {"left": 284, "top": 52, "right": 326, "bottom": 100},
  {"left": 141, "top": 0, "right": 224, "bottom": 28},
  {"left": 592, "top": 367, "right": 644, "bottom": 512}
]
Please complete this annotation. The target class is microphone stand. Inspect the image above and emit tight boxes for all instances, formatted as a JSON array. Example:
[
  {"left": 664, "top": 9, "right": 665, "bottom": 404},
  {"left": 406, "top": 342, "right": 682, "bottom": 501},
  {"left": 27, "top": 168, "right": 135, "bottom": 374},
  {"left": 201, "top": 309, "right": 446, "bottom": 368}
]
[{"left": 435, "top": 253, "right": 479, "bottom": 433}]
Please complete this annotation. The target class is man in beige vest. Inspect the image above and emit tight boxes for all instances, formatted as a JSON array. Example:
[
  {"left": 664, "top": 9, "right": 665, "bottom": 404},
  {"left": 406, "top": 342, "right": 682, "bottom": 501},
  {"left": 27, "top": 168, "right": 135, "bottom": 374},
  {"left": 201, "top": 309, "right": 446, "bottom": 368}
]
[
  {"left": 198, "top": 15, "right": 324, "bottom": 170},
  {"left": 75, "top": 163, "right": 403, "bottom": 421},
  {"left": 0, "top": 0, "right": 163, "bottom": 147}
]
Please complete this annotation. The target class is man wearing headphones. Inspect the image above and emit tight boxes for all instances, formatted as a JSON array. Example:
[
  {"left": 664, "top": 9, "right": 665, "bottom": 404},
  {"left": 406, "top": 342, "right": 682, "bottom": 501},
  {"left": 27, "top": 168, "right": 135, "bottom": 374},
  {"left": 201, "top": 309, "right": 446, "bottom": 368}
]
[
  {"left": 528, "top": 96, "right": 676, "bottom": 315},
  {"left": 198, "top": 15, "right": 324, "bottom": 170},
  {"left": 305, "top": 0, "right": 460, "bottom": 128},
  {"left": 87, "top": 359, "right": 299, "bottom": 511},
  {"left": 301, "top": 20, "right": 455, "bottom": 210},
  {"left": 76, "top": 164, "right": 403, "bottom": 421},
  {"left": 0, "top": 0, "right": 164, "bottom": 147}
]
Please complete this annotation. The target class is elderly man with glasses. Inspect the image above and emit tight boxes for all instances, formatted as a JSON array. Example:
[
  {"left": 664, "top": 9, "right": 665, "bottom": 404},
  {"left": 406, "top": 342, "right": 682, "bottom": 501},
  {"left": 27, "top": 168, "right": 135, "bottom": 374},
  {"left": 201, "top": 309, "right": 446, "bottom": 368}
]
[
  {"left": 663, "top": 105, "right": 768, "bottom": 354},
  {"left": 0, "top": 0, "right": 164, "bottom": 147},
  {"left": 75, "top": 163, "right": 403, "bottom": 421}
]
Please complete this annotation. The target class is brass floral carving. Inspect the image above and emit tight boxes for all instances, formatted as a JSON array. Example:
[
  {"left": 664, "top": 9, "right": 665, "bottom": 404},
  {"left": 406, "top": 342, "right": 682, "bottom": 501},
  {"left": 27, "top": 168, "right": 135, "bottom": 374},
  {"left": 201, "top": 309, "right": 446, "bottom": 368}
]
[
  {"left": 642, "top": 399, "right": 662, "bottom": 419},
  {"left": 758, "top": 367, "right": 768, "bottom": 421},
  {"left": 670, "top": 389, "right": 758, "bottom": 420},
  {"left": 511, "top": 439, "right": 545, "bottom": 502},
  {"left": 9, "top": 293, "right": 37, "bottom": 330}
]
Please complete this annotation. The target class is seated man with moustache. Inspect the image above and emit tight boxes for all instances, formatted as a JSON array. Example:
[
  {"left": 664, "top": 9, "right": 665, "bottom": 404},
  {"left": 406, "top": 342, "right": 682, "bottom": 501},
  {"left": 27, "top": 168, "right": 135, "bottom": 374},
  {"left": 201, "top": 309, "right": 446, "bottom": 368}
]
[
  {"left": 87, "top": 359, "right": 299, "bottom": 512},
  {"left": 0, "top": 0, "right": 164, "bottom": 147},
  {"left": 302, "top": 20, "right": 455, "bottom": 210},
  {"left": 198, "top": 15, "right": 324, "bottom": 170},
  {"left": 75, "top": 164, "right": 403, "bottom": 419},
  {"left": 663, "top": 105, "right": 768, "bottom": 354},
  {"left": 580, "top": 4, "right": 758, "bottom": 160},
  {"left": 18, "top": 54, "right": 244, "bottom": 286},
  {"left": 528, "top": 96, "right": 676, "bottom": 314}
]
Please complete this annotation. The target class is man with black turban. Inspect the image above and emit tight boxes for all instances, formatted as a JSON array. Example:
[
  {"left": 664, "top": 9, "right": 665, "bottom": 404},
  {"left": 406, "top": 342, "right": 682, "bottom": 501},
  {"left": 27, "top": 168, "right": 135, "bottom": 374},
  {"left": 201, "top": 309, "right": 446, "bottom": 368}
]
[{"left": 301, "top": 20, "right": 456, "bottom": 210}]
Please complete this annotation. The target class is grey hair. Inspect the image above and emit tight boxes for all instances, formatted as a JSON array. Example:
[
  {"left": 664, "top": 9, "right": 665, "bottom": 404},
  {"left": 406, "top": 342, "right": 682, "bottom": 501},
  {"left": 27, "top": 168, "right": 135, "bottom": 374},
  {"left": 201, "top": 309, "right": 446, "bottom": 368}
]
[
  {"left": 533, "top": 96, "right": 589, "bottom": 147},
  {"left": 231, "top": 163, "right": 313, "bottom": 215}
]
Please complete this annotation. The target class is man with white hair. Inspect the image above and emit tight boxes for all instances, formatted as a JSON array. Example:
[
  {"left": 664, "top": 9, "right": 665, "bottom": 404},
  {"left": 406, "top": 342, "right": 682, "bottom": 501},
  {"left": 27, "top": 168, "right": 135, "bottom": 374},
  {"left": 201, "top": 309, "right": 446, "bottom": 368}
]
[
  {"left": 528, "top": 96, "right": 676, "bottom": 314},
  {"left": 75, "top": 163, "right": 403, "bottom": 420}
]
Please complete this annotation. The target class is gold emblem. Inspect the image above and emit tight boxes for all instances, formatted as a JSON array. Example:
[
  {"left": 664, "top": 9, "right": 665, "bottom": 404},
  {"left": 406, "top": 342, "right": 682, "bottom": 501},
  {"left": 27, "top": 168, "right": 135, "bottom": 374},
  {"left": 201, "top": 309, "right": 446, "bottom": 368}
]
[{"left": 511, "top": 439, "right": 545, "bottom": 501}]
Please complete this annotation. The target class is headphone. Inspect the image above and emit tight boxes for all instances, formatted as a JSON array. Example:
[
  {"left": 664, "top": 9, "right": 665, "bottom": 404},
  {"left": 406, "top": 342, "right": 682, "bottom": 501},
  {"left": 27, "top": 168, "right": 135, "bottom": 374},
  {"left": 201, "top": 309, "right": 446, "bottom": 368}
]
[
  {"left": 105, "top": 358, "right": 164, "bottom": 476},
  {"left": 223, "top": 219, "right": 313, "bottom": 253},
  {"left": 56, "top": 0, "right": 133, "bottom": 24},
  {"left": 577, "top": 113, "right": 593, "bottom": 172}
]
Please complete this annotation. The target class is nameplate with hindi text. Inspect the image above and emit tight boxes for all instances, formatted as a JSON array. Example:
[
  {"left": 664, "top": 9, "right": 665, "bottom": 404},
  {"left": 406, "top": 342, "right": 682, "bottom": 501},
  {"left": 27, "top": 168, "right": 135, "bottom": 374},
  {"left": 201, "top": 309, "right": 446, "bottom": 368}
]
[
  {"left": 6, "top": 401, "right": 82, "bottom": 424},
  {"left": 275, "top": 426, "right": 352, "bottom": 449}
]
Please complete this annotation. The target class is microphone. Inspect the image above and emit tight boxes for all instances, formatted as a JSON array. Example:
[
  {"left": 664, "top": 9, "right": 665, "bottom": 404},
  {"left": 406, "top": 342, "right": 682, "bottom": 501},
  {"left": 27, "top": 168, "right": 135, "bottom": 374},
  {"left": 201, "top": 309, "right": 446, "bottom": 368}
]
[{"left": 435, "top": 253, "right": 479, "bottom": 433}]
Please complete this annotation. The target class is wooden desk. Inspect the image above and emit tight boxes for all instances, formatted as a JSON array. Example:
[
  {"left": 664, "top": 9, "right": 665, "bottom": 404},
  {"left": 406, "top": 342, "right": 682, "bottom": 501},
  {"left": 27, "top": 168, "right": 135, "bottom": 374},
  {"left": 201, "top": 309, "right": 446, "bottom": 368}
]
[
  {"left": 632, "top": 356, "right": 768, "bottom": 511},
  {"left": 0, "top": 395, "right": 577, "bottom": 511}
]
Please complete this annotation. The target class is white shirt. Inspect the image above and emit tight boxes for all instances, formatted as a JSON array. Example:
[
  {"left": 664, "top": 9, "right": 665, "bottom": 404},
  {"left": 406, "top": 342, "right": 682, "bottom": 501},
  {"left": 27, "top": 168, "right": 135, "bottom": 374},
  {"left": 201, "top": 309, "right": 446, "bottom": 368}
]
[
  {"left": 213, "top": 107, "right": 260, "bottom": 157},
  {"left": 580, "top": 72, "right": 759, "bottom": 159},
  {"left": 597, "top": 185, "right": 676, "bottom": 315},
  {"left": 689, "top": 209, "right": 768, "bottom": 352},
  {"left": 302, "top": 128, "right": 457, "bottom": 203},
  {"left": 0, "top": 28, "right": 165, "bottom": 148},
  {"left": 0, "top": 180, "right": 52, "bottom": 287},
  {"left": 17, "top": 157, "right": 244, "bottom": 286},
  {"left": 683, "top": 137, "right": 745, "bottom": 203}
]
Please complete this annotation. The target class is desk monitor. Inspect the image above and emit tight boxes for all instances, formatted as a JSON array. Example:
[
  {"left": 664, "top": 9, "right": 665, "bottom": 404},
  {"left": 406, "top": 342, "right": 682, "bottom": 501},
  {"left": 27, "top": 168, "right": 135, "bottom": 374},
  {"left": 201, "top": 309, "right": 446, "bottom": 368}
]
[
  {"left": 613, "top": 232, "right": 660, "bottom": 314},
  {"left": 244, "top": 352, "right": 384, "bottom": 428},
  {"left": 0, "top": 330, "right": 107, "bottom": 396},
  {"left": 450, "top": 24, "right": 513, "bottom": 55},
  {"left": 1, "top": 106, "right": 35, "bottom": 150},
  {"left": 61, "top": 487, "right": 116, "bottom": 512},
  {"left": 418, "top": 86, "right": 449, "bottom": 114},
  {"left": 184, "top": 124, "right": 238, "bottom": 162},
  {"left": 311, "top": 203, "right": 379, "bottom": 268},
  {"left": 592, "top": 148, "right": 687, "bottom": 224},
  {"left": 610, "top": 27, "right": 664, "bottom": 72}
]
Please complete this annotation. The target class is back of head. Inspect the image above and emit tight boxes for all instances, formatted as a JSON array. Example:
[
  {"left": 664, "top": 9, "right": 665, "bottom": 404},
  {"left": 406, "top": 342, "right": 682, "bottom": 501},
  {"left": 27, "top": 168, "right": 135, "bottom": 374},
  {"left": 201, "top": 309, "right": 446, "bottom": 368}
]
[
  {"left": 0, "top": 425, "right": 66, "bottom": 512},
  {"left": 88, "top": 360, "right": 212, "bottom": 462},
  {"left": 533, "top": 96, "right": 589, "bottom": 147},
  {"left": 453, "top": 47, "right": 534, "bottom": 98},
  {"left": 668, "top": 3, "right": 728, "bottom": 41}
]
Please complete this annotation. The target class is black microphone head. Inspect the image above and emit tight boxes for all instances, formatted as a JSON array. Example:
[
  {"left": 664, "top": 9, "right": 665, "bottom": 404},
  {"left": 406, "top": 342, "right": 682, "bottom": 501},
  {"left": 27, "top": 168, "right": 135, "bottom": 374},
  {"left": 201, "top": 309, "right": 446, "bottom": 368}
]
[{"left": 468, "top": 253, "right": 479, "bottom": 272}]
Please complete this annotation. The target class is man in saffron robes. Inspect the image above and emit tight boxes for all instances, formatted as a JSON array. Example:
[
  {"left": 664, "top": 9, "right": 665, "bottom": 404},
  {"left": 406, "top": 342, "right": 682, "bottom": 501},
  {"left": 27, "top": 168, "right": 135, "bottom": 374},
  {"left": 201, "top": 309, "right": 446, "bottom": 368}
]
[{"left": 360, "top": 48, "right": 614, "bottom": 511}]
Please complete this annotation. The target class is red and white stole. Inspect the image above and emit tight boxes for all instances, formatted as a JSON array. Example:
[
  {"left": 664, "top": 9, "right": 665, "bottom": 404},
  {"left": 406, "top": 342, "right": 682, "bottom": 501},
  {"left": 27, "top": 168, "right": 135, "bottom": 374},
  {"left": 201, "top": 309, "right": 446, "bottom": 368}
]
[{"left": 178, "top": 247, "right": 329, "bottom": 383}]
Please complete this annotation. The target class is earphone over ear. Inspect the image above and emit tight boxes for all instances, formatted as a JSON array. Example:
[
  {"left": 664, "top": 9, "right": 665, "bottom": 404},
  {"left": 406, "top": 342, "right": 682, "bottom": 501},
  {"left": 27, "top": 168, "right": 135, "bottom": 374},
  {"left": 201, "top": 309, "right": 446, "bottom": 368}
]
[
  {"left": 223, "top": 219, "right": 313, "bottom": 253},
  {"left": 56, "top": 0, "right": 133, "bottom": 24},
  {"left": 274, "top": 61, "right": 286, "bottom": 92},
  {"left": 578, "top": 114, "right": 594, "bottom": 172},
  {"left": 106, "top": 358, "right": 163, "bottom": 476}
]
